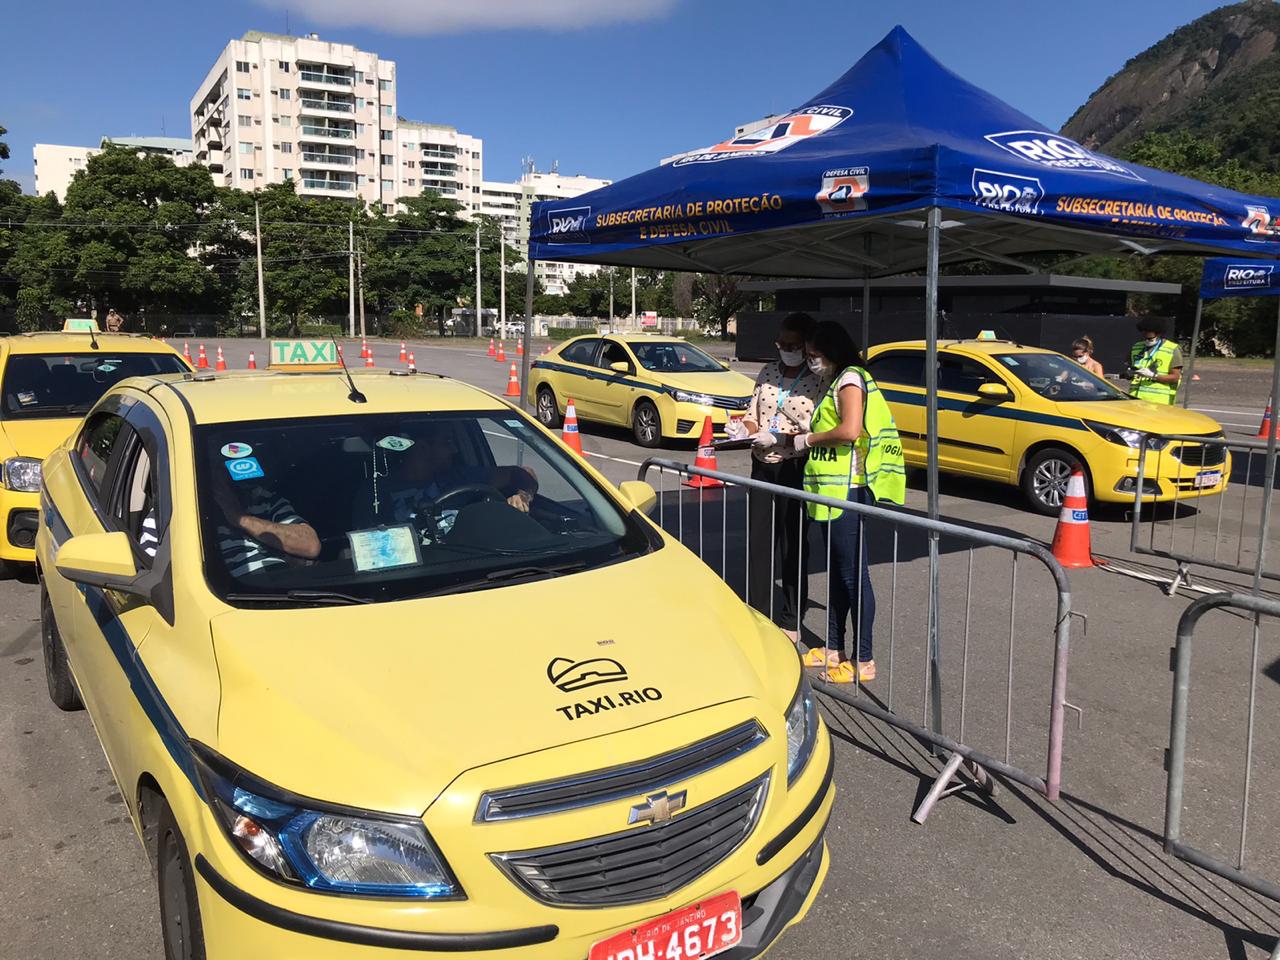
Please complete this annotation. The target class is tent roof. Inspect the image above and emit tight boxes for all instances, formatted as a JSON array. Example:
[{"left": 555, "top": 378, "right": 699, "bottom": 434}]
[
  {"left": 529, "top": 27, "right": 1280, "bottom": 277},
  {"left": 737, "top": 274, "right": 1183, "bottom": 295}
]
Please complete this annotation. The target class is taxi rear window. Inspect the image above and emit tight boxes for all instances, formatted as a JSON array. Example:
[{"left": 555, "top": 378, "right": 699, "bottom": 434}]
[{"left": 1, "top": 353, "right": 188, "bottom": 419}]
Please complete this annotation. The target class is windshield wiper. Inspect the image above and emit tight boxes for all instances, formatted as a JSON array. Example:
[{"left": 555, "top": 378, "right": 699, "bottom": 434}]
[
  {"left": 411, "top": 560, "right": 587, "bottom": 599},
  {"left": 224, "top": 590, "right": 372, "bottom": 606}
]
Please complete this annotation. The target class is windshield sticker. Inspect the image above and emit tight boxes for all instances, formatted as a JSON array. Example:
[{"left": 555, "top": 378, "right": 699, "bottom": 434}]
[
  {"left": 225, "top": 456, "right": 264, "bottom": 482},
  {"left": 1001, "top": 357, "right": 1020, "bottom": 366},
  {"left": 220, "top": 442, "right": 254, "bottom": 459},
  {"left": 97, "top": 362, "right": 117, "bottom": 373},
  {"left": 504, "top": 419, "right": 525, "bottom": 429},
  {"left": 348, "top": 525, "right": 422, "bottom": 573},
  {"left": 16, "top": 391, "right": 36, "bottom": 405},
  {"left": 376, "top": 435, "right": 414, "bottom": 452}
]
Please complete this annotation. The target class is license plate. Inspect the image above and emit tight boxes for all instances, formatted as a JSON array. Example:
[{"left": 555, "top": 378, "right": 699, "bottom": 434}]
[
  {"left": 1194, "top": 470, "right": 1222, "bottom": 489},
  {"left": 589, "top": 891, "right": 742, "bottom": 960}
]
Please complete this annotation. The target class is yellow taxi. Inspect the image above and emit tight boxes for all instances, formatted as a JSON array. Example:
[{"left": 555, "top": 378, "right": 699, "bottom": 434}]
[
  {"left": 36, "top": 342, "right": 832, "bottom": 960},
  {"left": 865, "top": 339, "right": 1230, "bottom": 514},
  {"left": 0, "top": 323, "right": 187, "bottom": 574},
  {"left": 527, "top": 334, "right": 754, "bottom": 447}
]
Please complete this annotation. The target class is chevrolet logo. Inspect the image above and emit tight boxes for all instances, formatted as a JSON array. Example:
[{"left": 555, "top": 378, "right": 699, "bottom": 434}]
[{"left": 628, "top": 790, "right": 687, "bottom": 826}]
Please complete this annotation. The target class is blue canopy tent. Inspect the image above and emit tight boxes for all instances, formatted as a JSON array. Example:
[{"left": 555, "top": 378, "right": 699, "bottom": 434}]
[{"left": 517, "top": 26, "right": 1280, "bottom": 738}]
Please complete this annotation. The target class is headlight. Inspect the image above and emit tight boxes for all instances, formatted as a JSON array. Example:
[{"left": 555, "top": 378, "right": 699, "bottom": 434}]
[
  {"left": 674, "top": 390, "right": 715, "bottom": 406},
  {"left": 2, "top": 457, "right": 42, "bottom": 493},
  {"left": 785, "top": 672, "right": 818, "bottom": 785},
  {"left": 1084, "top": 421, "right": 1168, "bottom": 452},
  {"left": 196, "top": 748, "right": 461, "bottom": 899}
]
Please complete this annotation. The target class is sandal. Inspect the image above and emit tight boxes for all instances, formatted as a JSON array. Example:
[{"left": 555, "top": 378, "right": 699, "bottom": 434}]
[
  {"left": 819, "top": 661, "right": 855, "bottom": 684},
  {"left": 802, "top": 647, "right": 840, "bottom": 668}
]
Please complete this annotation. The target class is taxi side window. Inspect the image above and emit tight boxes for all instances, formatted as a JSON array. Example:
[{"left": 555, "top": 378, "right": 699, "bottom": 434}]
[
  {"left": 561, "top": 338, "right": 601, "bottom": 366},
  {"left": 939, "top": 357, "right": 998, "bottom": 395},
  {"left": 867, "top": 351, "right": 925, "bottom": 387},
  {"left": 597, "top": 341, "right": 631, "bottom": 370},
  {"left": 75, "top": 413, "right": 127, "bottom": 498},
  {"left": 109, "top": 442, "right": 158, "bottom": 564}
]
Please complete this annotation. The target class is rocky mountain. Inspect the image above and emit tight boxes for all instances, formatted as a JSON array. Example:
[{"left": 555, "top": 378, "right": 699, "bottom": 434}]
[{"left": 1062, "top": 0, "right": 1280, "bottom": 167}]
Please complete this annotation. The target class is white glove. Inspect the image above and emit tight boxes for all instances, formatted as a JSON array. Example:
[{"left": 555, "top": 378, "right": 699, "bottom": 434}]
[
  {"left": 1136, "top": 367, "right": 1156, "bottom": 379},
  {"left": 793, "top": 433, "right": 814, "bottom": 452},
  {"left": 725, "top": 419, "right": 749, "bottom": 440},
  {"left": 750, "top": 431, "right": 777, "bottom": 448}
]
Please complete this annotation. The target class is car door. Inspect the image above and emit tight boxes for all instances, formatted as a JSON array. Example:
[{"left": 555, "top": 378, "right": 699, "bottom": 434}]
[
  {"left": 936, "top": 351, "right": 1019, "bottom": 481},
  {"left": 555, "top": 337, "right": 604, "bottom": 419},
  {"left": 581, "top": 338, "right": 637, "bottom": 425},
  {"left": 866, "top": 349, "right": 927, "bottom": 465}
]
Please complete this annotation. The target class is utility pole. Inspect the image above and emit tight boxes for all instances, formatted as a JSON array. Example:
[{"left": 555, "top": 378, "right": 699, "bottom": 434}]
[
  {"left": 348, "top": 220, "right": 355, "bottom": 338},
  {"left": 254, "top": 201, "right": 266, "bottom": 339},
  {"left": 356, "top": 245, "right": 366, "bottom": 338},
  {"left": 474, "top": 223, "right": 482, "bottom": 338},
  {"left": 609, "top": 269, "right": 615, "bottom": 333},
  {"left": 631, "top": 267, "right": 637, "bottom": 324},
  {"left": 499, "top": 228, "right": 507, "bottom": 342}
]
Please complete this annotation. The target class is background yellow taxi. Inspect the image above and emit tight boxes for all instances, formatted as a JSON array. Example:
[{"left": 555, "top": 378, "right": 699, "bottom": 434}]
[
  {"left": 0, "top": 327, "right": 187, "bottom": 574},
  {"left": 865, "top": 339, "right": 1230, "bottom": 514},
  {"left": 528, "top": 333, "right": 754, "bottom": 446},
  {"left": 36, "top": 355, "right": 832, "bottom": 960}
]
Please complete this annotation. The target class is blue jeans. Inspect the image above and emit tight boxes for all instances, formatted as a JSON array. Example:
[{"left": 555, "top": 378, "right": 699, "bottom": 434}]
[{"left": 823, "top": 486, "right": 874, "bottom": 662}]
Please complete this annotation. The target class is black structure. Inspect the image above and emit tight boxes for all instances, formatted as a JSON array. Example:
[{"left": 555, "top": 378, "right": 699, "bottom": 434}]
[{"left": 737, "top": 275, "right": 1181, "bottom": 374}]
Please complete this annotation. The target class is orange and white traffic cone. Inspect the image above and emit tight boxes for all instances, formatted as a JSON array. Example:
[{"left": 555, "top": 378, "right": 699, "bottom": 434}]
[
  {"left": 247, "top": 351, "right": 257, "bottom": 370},
  {"left": 1050, "top": 469, "right": 1094, "bottom": 569},
  {"left": 182, "top": 342, "right": 191, "bottom": 364},
  {"left": 684, "top": 417, "right": 724, "bottom": 488},
  {"left": 503, "top": 361, "right": 520, "bottom": 398},
  {"left": 487, "top": 337, "right": 496, "bottom": 358},
  {"left": 496, "top": 341, "right": 506, "bottom": 363},
  {"left": 196, "top": 344, "right": 209, "bottom": 369},
  {"left": 364, "top": 352, "right": 375, "bottom": 368},
  {"left": 516, "top": 339, "right": 524, "bottom": 357},
  {"left": 1257, "top": 398, "right": 1278, "bottom": 440},
  {"left": 361, "top": 337, "right": 371, "bottom": 360},
  {"left": 408, "top": 352, "right": 416, "bottom": 372},
  {"left": 399, "top": 341, "right": 407, "bottom": 363},
  {"left": 215, "top": 346, "right": 227, "bottom": 371},
  {"left": 561, "top": 398, "right": 584, "bottom": 455}
]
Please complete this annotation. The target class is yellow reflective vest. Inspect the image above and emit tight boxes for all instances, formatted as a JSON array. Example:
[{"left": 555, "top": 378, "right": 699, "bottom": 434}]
[{"left": 1129, "top": 338, "right": 1179, "bottom": 405}]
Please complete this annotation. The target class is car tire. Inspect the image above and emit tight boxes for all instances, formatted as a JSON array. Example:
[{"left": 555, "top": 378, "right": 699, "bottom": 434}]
[
  {"left": 1022, "top": 447, "right": 1086, "bottom": 516},
  {"left": 535, "top": 385, "right": 561, "bottom": 429},
  {"left": 632, "top": 399, "right": 663, "bottom": 448},
  {"left": 157, "top": 798, "right": 207, "bottom": 960},
  {"left": 41, "top": 587, "right": 83, "bottom": 712}
]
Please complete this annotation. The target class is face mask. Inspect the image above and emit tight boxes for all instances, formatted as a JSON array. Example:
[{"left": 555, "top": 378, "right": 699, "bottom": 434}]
[
  {"left": 807, "top": 356, "right": 831, "bottom": 375},
  {"left": 778, "top": 348, "right": 804, "bottom": 367},
  {"left": 1075, "top": 355, "right": 1087, "bottom": 365}
]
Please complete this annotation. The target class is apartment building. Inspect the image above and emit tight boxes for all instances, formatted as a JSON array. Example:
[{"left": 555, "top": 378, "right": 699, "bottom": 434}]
[
  {"left": 33, "top": 137, "right": 194, "bottom": 202},
  {"left": 479, "top": 180, "right": 522, "bottom": 239},
  {"left": 190, "top": 31, "right": 397, "bottom": 208},
  {"left": 512, "top": 170, "right": 611, "bottom": 295},
  {"left": 394, "top": 121, "right": 483, "bottom": 215}
]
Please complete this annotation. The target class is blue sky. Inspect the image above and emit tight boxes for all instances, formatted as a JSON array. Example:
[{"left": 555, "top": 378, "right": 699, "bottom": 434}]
[{"left": 2, "top": 0, "right": 1243, "bottom": 194}]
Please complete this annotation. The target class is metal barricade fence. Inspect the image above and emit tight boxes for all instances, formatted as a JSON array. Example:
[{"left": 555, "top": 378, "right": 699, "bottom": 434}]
[
  {"left": 1165, "top": 592, "right": 1280, "bottom": 915},
  {"left": 638, "top": 457, "right": 1076, "bottom": 822},
  {"left": 1130, "top": 433, "right": 1277, "bottom": 592}
]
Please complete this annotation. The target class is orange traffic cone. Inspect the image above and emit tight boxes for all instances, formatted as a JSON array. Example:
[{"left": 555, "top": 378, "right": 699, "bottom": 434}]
[
  {"left": 496, "top": 341, "right": 506, "bottom": 363},
  {"left": 215, "top": 346, "right": 227, "bottom": 371},
  {"left": 684, "top": 417, "right": 724, "bottom": 488},
  {"left": 487, "top": 337, "right": 496, "bottom": 358},
  {"left": 182, "top": 342, "right": 191, "bottom": 363},
  {"left": 1050, "top": 469, "right": 1093, "bottom": 569},
  {"left": 503, "top": 361, "right": 520, "bottom": 397},
  {"left": 516, "top": 339, "right": 524, "bottom": 357},
  {"left": 360, "top": 337, "right": 370, "bottom": 359},
  {"left": 247, "top": 351, "right": 257, "bottom": 370},
  {"left": 561, "top": 398, "right": 584, "bottom": 455},
  {"left": 364, "top": 352, "right": 375, "bottom": 368},
  {"left": 1257, "top": 398, "right": 1278, "bottom": 440},
  {"left": 399, "top": 341, "right": 407, "bottom": 363},
  {"left": 408, "top": 352, "right": 416, "bottom": 372},
  {"left": 196, "top": 344, "right": 209, "bottom": 369}
]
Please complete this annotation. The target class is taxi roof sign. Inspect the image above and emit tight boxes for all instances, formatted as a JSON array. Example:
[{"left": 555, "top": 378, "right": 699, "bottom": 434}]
[
  {"left": 269, "top": 339, "right": 339, "bottom": 370},
  {"left": 63, "top": 318, "right": 100, "bottom": 333},
  {"left": 977, "top": 329, "right": 998, "bottom": 340}
]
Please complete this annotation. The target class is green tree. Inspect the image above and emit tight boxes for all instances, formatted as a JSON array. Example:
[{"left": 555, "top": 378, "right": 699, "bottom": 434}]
[
  {"left": 694, "top": 274, "right": 747, "bottom": 340},
  {"left": 0, "top": 123, "right": 9, "bottom": 175},
  {"left": 6, "top": 191, "right": 76, "bottom": 330}
]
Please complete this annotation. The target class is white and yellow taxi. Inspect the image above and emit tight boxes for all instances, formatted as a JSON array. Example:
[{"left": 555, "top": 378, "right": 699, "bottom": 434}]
[
  {"left": 0, "top": 323, "right": 187, "bottom": 574},
  {"left": 36, "top": 342, "right": 832, "bottom": 959}
]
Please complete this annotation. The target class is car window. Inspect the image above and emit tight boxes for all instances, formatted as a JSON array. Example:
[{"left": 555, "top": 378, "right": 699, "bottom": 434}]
[
  {"left": 631, "top": 341, "right": 722, "bottom": 373},
  {"left": 994, "top": 352, "right": 1127, "bottom": 402},
  {"left": 597, "top": 341, "right": 631, "bottom": 369},
  {"left": 1, "top": 352, "right": 188, "bottom": 419},
  {"left": 561, "top": 339, "right": 601, "bottom": 366},
  {"left": 111, "top": 442, "right": 159, "bottom": 563},
  {"left": 75, "top": 412, "right": 128, "bottom": 498},
  {"left": 939, "top": 356, "right": 999, "bottom": 395},
  {"left": 867, "top": 351, "right": 925, "bottom": 387},
  {"left": 193, "top": 410, "right": 656, "bottom": 606}
]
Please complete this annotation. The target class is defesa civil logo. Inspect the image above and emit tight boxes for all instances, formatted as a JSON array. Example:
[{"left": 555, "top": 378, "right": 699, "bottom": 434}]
[
  {"left": 971, "top": 168, "right": 1044, "bottom": 215},
  {"left": 985, "top": 130, "right": 1143, "bottom": 182},
  {"left": 673, "top": 105, "right": 853, "bottom": 166},
  {"left": 545, "top": 206, "right": 591, "bottom": 244},
  {"left": 816, "top": 166, "right": 869, "bottom": 215},
  {"left": 1224, "top": 264, "right": 1275, "bottom": 289}
]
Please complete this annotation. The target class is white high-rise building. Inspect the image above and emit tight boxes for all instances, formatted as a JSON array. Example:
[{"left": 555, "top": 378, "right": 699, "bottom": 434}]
[
  {"left": 506, "top": 170, "right": 611, "bottom": 296},
  {"left": 394, "top": 121, "right": 483, "bottom": 216},
  {"left": 190, "top": 31, "right": 397, "bottom": 208},
  {"left": 33, "top": 137, "right": 194, "bottom": 202}
]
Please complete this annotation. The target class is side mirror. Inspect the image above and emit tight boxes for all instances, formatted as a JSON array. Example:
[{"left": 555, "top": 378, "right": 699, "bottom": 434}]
[
  {"left": 977, "top": 382, "right": 1011, "bottom": 400},
  {"left": 55, "top": 531, "right": 142, "bottom": 592},
  {"left": 617, "top": 480, "right": 657, "bottom": 514},
  {"left": 609, "top": 360, "right": 632, "bottom": 374}
]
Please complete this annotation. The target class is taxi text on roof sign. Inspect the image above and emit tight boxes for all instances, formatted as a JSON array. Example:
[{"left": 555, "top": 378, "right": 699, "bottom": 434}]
[
  {"left": 63, "top": 318, "right": 100, "bottom": 332},
  {"left": 268, "top": 339, "right": 339, "bottom": 370}
]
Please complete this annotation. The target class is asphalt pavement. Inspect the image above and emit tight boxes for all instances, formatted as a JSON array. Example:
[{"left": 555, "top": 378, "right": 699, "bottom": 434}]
[{"left": 4, "top": 338, "right": 1280, "bottom": 959}]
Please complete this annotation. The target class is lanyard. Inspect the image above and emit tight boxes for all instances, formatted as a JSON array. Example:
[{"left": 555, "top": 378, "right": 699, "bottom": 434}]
[
  {"left": 773, "top": 368, "right": 807, "bottom": 414},
  {"left": 1138, "top": 338, "right": 1163, "bottom": 367}
]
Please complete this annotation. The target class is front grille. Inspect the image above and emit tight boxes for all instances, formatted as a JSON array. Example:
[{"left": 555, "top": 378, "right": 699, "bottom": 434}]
[
  {"left": 492, "top": 774, "right": 769, "bottom": 907},
  {"left": 477, "top": 721, "right": 766, "bottom": 822},
  {"left": 709, "top": 395, "right": 750, "bottom": 411},
  {"left": 1170, "top": 442, "right": 1227, "bottom": 467}
]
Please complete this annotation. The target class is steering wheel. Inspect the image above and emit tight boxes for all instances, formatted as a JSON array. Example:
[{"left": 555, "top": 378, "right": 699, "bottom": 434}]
[{"left": 433, "top": 483, "right": 506, "bottom": 511}]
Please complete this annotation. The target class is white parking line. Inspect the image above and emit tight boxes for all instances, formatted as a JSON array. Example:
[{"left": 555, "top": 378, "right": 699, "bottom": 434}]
[
  {"left": 584, "top": 451, "right": 645, "bottom": 468},
  {"left": 1192, "top": 406, "right": 1265, "bottom": 417}
]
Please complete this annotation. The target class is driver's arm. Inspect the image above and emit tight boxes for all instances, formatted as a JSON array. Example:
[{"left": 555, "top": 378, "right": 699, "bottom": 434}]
[
  {"left": 236, "top": 512, "right": 321, "bottom": 560},
  {"left": 493, "top": 466, "right": 539, "bottom": 512}
]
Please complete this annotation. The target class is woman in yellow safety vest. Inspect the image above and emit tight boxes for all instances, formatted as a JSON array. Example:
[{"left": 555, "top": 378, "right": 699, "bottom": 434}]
[
  {"left": 1128, "top": 317, "right": 1182, "bottom": 405},
  {"left": 793, "top": 322, "right": 905, "bottom": 684}
]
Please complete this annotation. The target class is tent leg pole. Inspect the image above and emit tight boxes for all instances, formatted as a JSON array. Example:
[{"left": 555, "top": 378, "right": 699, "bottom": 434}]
[
  {"left": 861, "top": 278, "right": 871, "bottom": 352},
  {"left": 1254, "top": 299, "right": 1280, "bottom": 592},
  {"left": 521, "top": 258, "right": 536, "bottom": 412},
  {"left": 1182, "top": 297, "right": 1203, "bottom": 409},
  {"left": 924, "top": 206, "right": 944, "bottom": 745}
]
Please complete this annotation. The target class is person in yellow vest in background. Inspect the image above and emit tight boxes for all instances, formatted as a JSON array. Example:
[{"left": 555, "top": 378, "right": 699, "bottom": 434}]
[
  {"left": 793, "top": 321, "right": 905, "bottom": 684},
  {"left": 1128, "top": 317, "right": 1182, "bottom": 405}
]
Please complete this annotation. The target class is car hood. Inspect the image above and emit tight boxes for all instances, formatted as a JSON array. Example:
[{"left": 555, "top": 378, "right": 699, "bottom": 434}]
[
  {"left": 1052, "top": 398, "right": 1223, "bottom": 436},
  {"left": 654, "top": 369, "right": 755, "bottom": 399},
  {"left": 0, "top": 417, "right": 80, "bottom": 459},
  {"left": 210, "top": 547, "right": 788, "bottom": 816}
]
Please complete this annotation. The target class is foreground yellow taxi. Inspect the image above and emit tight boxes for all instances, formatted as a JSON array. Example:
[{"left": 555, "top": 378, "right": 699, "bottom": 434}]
[
  {"left": 528, "top": 334, "right": 754, "bottom": 446},
  {"left": 0, "top": 325, "right": 187, "bottom": 574},
  {"left": 37, "top": 344, "right": 832, "bottom": 960},
  {"left": 866, "top": 339, "right": 1230, "bottom": 514}
]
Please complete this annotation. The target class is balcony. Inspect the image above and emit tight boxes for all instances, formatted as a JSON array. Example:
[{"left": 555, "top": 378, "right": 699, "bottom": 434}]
[
  {"left": 300, "top": 97, "right": 354, "bottom": 117},
  {"left": 208, "top": 163, "right": 224, "bottom": 174},
  {"left": 298, "top": 69, "right": 353, "bottom": 89},
  {"left": 207, "top": 140, "right": 223, "bottom": 152},
  {"left": 299, "top": 124, "right": 354, "bottom": 141},
  {"left": 300, "top": 150, "right": 356, "bottom": 168},
  {"left": 300, "top": 177, "right": 357, "bottom": 195},
  {"left": 420, "top": 163, "right": 458, "bottom": 176},
  {"left": 420, "top": 148, "right": 457, "bottom": 160}
]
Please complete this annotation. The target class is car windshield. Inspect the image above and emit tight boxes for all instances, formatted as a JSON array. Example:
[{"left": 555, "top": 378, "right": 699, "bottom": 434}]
[
  {"left": 1, "top": 352, "right": 189, "bottom": 419},
  {"left": 993, "top": 352, "right": 1127, "bottom": 402},
  {"left": 630, "top": 341, "right": 723, "bottom": 373},
  {"left": 194, "top": 410, "right": 657, "bottom": 606}
]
